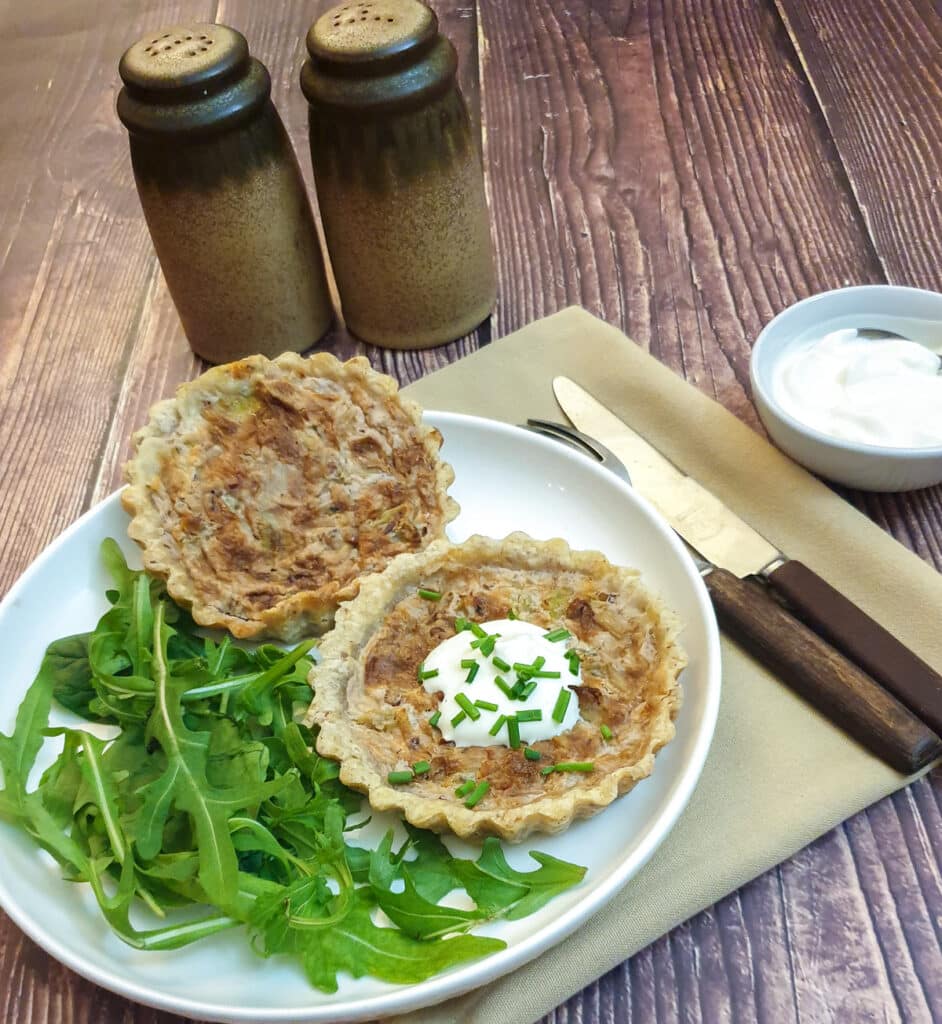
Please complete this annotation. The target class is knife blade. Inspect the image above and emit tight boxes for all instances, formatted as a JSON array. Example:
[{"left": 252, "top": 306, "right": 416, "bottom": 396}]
[{"left": 553, "top": 375, "right": 942, "bottom": 740}]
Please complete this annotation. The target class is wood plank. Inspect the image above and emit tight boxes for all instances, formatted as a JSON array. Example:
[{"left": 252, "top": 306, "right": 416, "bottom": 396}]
[
  {"left": 774, "top": 0, "right": 942, "bottom": 291},
  {"left": 0, "top": 0, "right": 213, "bottom": 595},
  {"left": 778, "top": 826, "right": 917, "bottom": 1021},
  {"left": 475, "top": 0, "right": 884, "bottom": 426},
  {"left": 848, "top": 791, "right": 942, "bottom": 1020}
]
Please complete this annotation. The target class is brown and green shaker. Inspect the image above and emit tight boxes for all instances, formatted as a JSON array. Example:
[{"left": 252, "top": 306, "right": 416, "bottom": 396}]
[
  {"left": 300, "top": 0, "right": 495, "bottom": 349},
  {"left": 117, "top": 25, "right": 332, "bottom": 363}
]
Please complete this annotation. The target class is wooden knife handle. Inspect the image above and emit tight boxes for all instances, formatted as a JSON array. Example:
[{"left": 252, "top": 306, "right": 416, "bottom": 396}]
[
  {"left": 704, "top": 568, "right": 942, "bottom": 774},
  {"left": 767, "top": 560, "right": 942, "bottom": 738}
]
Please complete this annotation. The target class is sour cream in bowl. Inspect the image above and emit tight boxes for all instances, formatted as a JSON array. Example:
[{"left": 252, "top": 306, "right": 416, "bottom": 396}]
[
  {"left": 773, "top": 328, "right": 942, "bottom": 449},
  {"left": 750, "top": 285, "right": 942, "bottom": 491}
]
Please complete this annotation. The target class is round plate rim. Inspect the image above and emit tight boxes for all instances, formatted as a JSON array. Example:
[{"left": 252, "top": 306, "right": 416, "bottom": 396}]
[{"left": 0, "top": 409, "right": 722, "bottom": 1023}]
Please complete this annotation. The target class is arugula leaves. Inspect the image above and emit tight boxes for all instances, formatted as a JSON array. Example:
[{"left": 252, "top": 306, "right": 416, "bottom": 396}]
[{"left": 0, "top": 540, "right": 587, "bottom": 991}]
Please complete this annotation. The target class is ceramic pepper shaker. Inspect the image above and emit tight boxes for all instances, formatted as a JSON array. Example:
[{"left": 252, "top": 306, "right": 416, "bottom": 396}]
[
  {"left": 117, "top": 24, "right": 333, "bottom": 363},
  {"left": 300, "top": 0, "right": 496, "bottom": 349}
]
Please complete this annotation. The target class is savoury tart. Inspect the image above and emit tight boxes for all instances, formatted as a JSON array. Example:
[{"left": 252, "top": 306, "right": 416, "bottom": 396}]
[
  {"left": 122, "top": 353, "right": 458, "bottom": 642},
  {"left": 307, "top": 533, "right": 685, "bottom": 842}
]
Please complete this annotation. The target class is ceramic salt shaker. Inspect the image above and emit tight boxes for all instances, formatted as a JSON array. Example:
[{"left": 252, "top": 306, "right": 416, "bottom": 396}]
[
  {"left": 300, "top": 0, "right": 496, "bottom": 349},
  {"left": 117, "top": 25, "right": 333, "bottom": 363}
]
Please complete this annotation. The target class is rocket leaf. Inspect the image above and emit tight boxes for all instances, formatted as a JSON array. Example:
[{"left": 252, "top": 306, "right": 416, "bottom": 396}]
[{"left": 131, "top": 602, "right": 290, "bottom": 908}]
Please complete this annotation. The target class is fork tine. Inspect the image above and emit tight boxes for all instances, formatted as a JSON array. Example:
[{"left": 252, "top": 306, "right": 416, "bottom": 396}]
[
  {"left": 523, "top": 419, "right": 632, "bottom": 486},
  {"left": 524, "top": 421, "right": 601, "bottom": 461},
  {"left": 526, "top": 419, "right": 605, "bottom": 461}
]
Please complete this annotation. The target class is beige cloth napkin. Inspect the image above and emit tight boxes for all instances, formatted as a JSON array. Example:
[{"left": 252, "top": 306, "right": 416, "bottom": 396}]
[{"left": 389, "top": 306, "right": 942, "bottom": 1024}]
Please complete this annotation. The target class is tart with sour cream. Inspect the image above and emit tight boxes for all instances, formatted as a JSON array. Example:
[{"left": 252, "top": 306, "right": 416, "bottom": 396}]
[
  {"left": 307, "top": 533, "right": 685, "bottom": 842},
  {"left": 122, "top": 353, "right": 458, "bottom": 642}
]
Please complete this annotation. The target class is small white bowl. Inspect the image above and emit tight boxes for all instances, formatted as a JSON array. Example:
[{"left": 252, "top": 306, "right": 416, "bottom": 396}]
[{"left": 750, "top": 285, "right": 942, "bottom": 491}]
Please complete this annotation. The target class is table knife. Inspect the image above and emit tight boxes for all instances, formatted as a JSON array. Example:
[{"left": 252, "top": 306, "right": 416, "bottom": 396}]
[{"left": 553, "top": 375, "right": 942, "bottom": 750}]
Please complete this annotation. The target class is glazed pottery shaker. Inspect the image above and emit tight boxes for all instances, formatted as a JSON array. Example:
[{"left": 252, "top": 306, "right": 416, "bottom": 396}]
[
  {"left": 300, "top": 0, "right": 495, "bottom": 349},
  {"left": 117, "top": 25, "right": 333, "bottom": 363}
]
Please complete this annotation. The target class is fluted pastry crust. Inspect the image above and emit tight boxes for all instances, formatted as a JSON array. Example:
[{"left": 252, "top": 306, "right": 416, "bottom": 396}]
[
  {"left": 122, "top": 353, "right": 458, "bottom": 641},
  {"left": 307, "top": 533, "right": 685, "bottom": 842}
]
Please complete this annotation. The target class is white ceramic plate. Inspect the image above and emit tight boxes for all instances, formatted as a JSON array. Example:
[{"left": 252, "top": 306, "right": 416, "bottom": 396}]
[{"left": 0, "top": 412, "right": 721, "bottom": 1023}]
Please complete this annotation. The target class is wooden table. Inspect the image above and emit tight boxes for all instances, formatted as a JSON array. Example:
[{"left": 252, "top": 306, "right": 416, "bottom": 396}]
[{"left": 2, "top": 1, "right": 941, "bottom": 1021}]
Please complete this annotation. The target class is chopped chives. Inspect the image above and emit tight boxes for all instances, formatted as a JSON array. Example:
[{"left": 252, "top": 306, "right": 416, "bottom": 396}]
[
  {"left": 512, "top": 662, "right": 535, "bottom": 677},
  {"left": 454, "top": 692, "right": 480, "bottom": 720},
  {"left": 418, "top": 587, "right": 443, "bottom": 601},
  {"left": 520, "top": 680, "right": 538, "bottom": 698},
  {"left": 506, "top": 717, "right": 521, "bottom": 749},
  {"left": 464, "top": 662, "right": 480, "bottom": 684},
  {"left": 532, "top": 670, "right": 561, "bottom": 679},
  {"left": 464, "top": 780, "right": 490, "bottom": 809},
  {"left": 541, "top": 762, "right": 595, "bottom": 775},
  {"left": 455, "top": 779, "right": 475, "bottom": 797},
  {"left": 515, "top": 709, "right": 543, "bottom": 722},
  {"left": 566, "top": 650, "right": 581, "bottom": 675},
  {"left": 492, "top": 655, "right": 511, "bottom": 672},
  {"left": 469, "top": 621, "right": 487, "bottom": 639},
  {"left": 388, "top": 770, "right": 413, "bottom": 784},
  {"left": 429, "top": 710, "right": 441, "bottom": 728},
  {"left": 460, "top": 659, "right": 477, "bottom": 669},
  {"left": 543, "top": 628, "right": 571, "bottom": 642},
  {"left": 507, "top": 609, "right": 518, "bottom": 620},
  {"left": 600, "top": 724, "right": 613, "bottom": 741},
  {"left": 494, "top": 676, "right": 514, "bottom": 698},
  {"left": 474, "top": 699, "right": 499, "bottom": 712},
  {"left": 455, "top": 617, "right": 471, "bottom": 633},
  {"left": 552, "top": 687, "right": 572, "bottom": 722},
  {"left": 413, "top": 760, "right": 431, "bottom": 774},
  {"left": 472, "top": 635, "right": 497, "bottom": 656},
  {"left": 488, "top": 714, "right": 506, "bottom": 737},
  {"left": 524, "top": 747, "right": 542, "bottom": 761},
  {"left": 417, "top": 666, "right": 439, "bottom": 681},
  {"left": 533, "top": 656, "right": 546, "bottom": 671},
  {"left": 451, "top": 710, "right": 467, "bottom": 727},
  {"left": 510, "top": 679, "right": 527, "bottom": 699}
]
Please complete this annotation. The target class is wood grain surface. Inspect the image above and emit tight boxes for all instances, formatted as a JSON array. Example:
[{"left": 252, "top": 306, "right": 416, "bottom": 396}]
[{"left": 1, "top": 0, "right": 941, "bottom": 1022}]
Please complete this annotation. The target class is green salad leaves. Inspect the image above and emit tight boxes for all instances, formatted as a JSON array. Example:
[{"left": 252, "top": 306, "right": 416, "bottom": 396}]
[{"left": 0, "top": 540, "right": 586, "bottom": 991}]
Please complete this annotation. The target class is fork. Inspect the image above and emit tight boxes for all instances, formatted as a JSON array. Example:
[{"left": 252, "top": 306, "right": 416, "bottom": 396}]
[{"left": 522, "top": 419, "right": 632, "bottom": 485}]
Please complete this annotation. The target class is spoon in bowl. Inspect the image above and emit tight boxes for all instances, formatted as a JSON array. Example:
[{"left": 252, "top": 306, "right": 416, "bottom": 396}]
[{"left": 853, "top": 328, "right": 942, "bottom": 371}]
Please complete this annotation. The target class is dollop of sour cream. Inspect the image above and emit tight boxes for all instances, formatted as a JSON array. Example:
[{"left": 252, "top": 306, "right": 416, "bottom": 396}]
[
  {"left": 421, "top": 619, "right": 581, "bottom": 747},
  {"left": 773, "top": 329, "right": 942, "bottom": 448}
]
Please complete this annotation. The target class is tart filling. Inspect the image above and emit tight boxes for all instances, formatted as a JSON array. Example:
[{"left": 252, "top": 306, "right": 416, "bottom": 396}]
[
  {"left": 307, "top": 533, "right": 686, "bottom": 842},
  {"left": 122, "top": 352, "right": 458, "bottom": 642}
]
